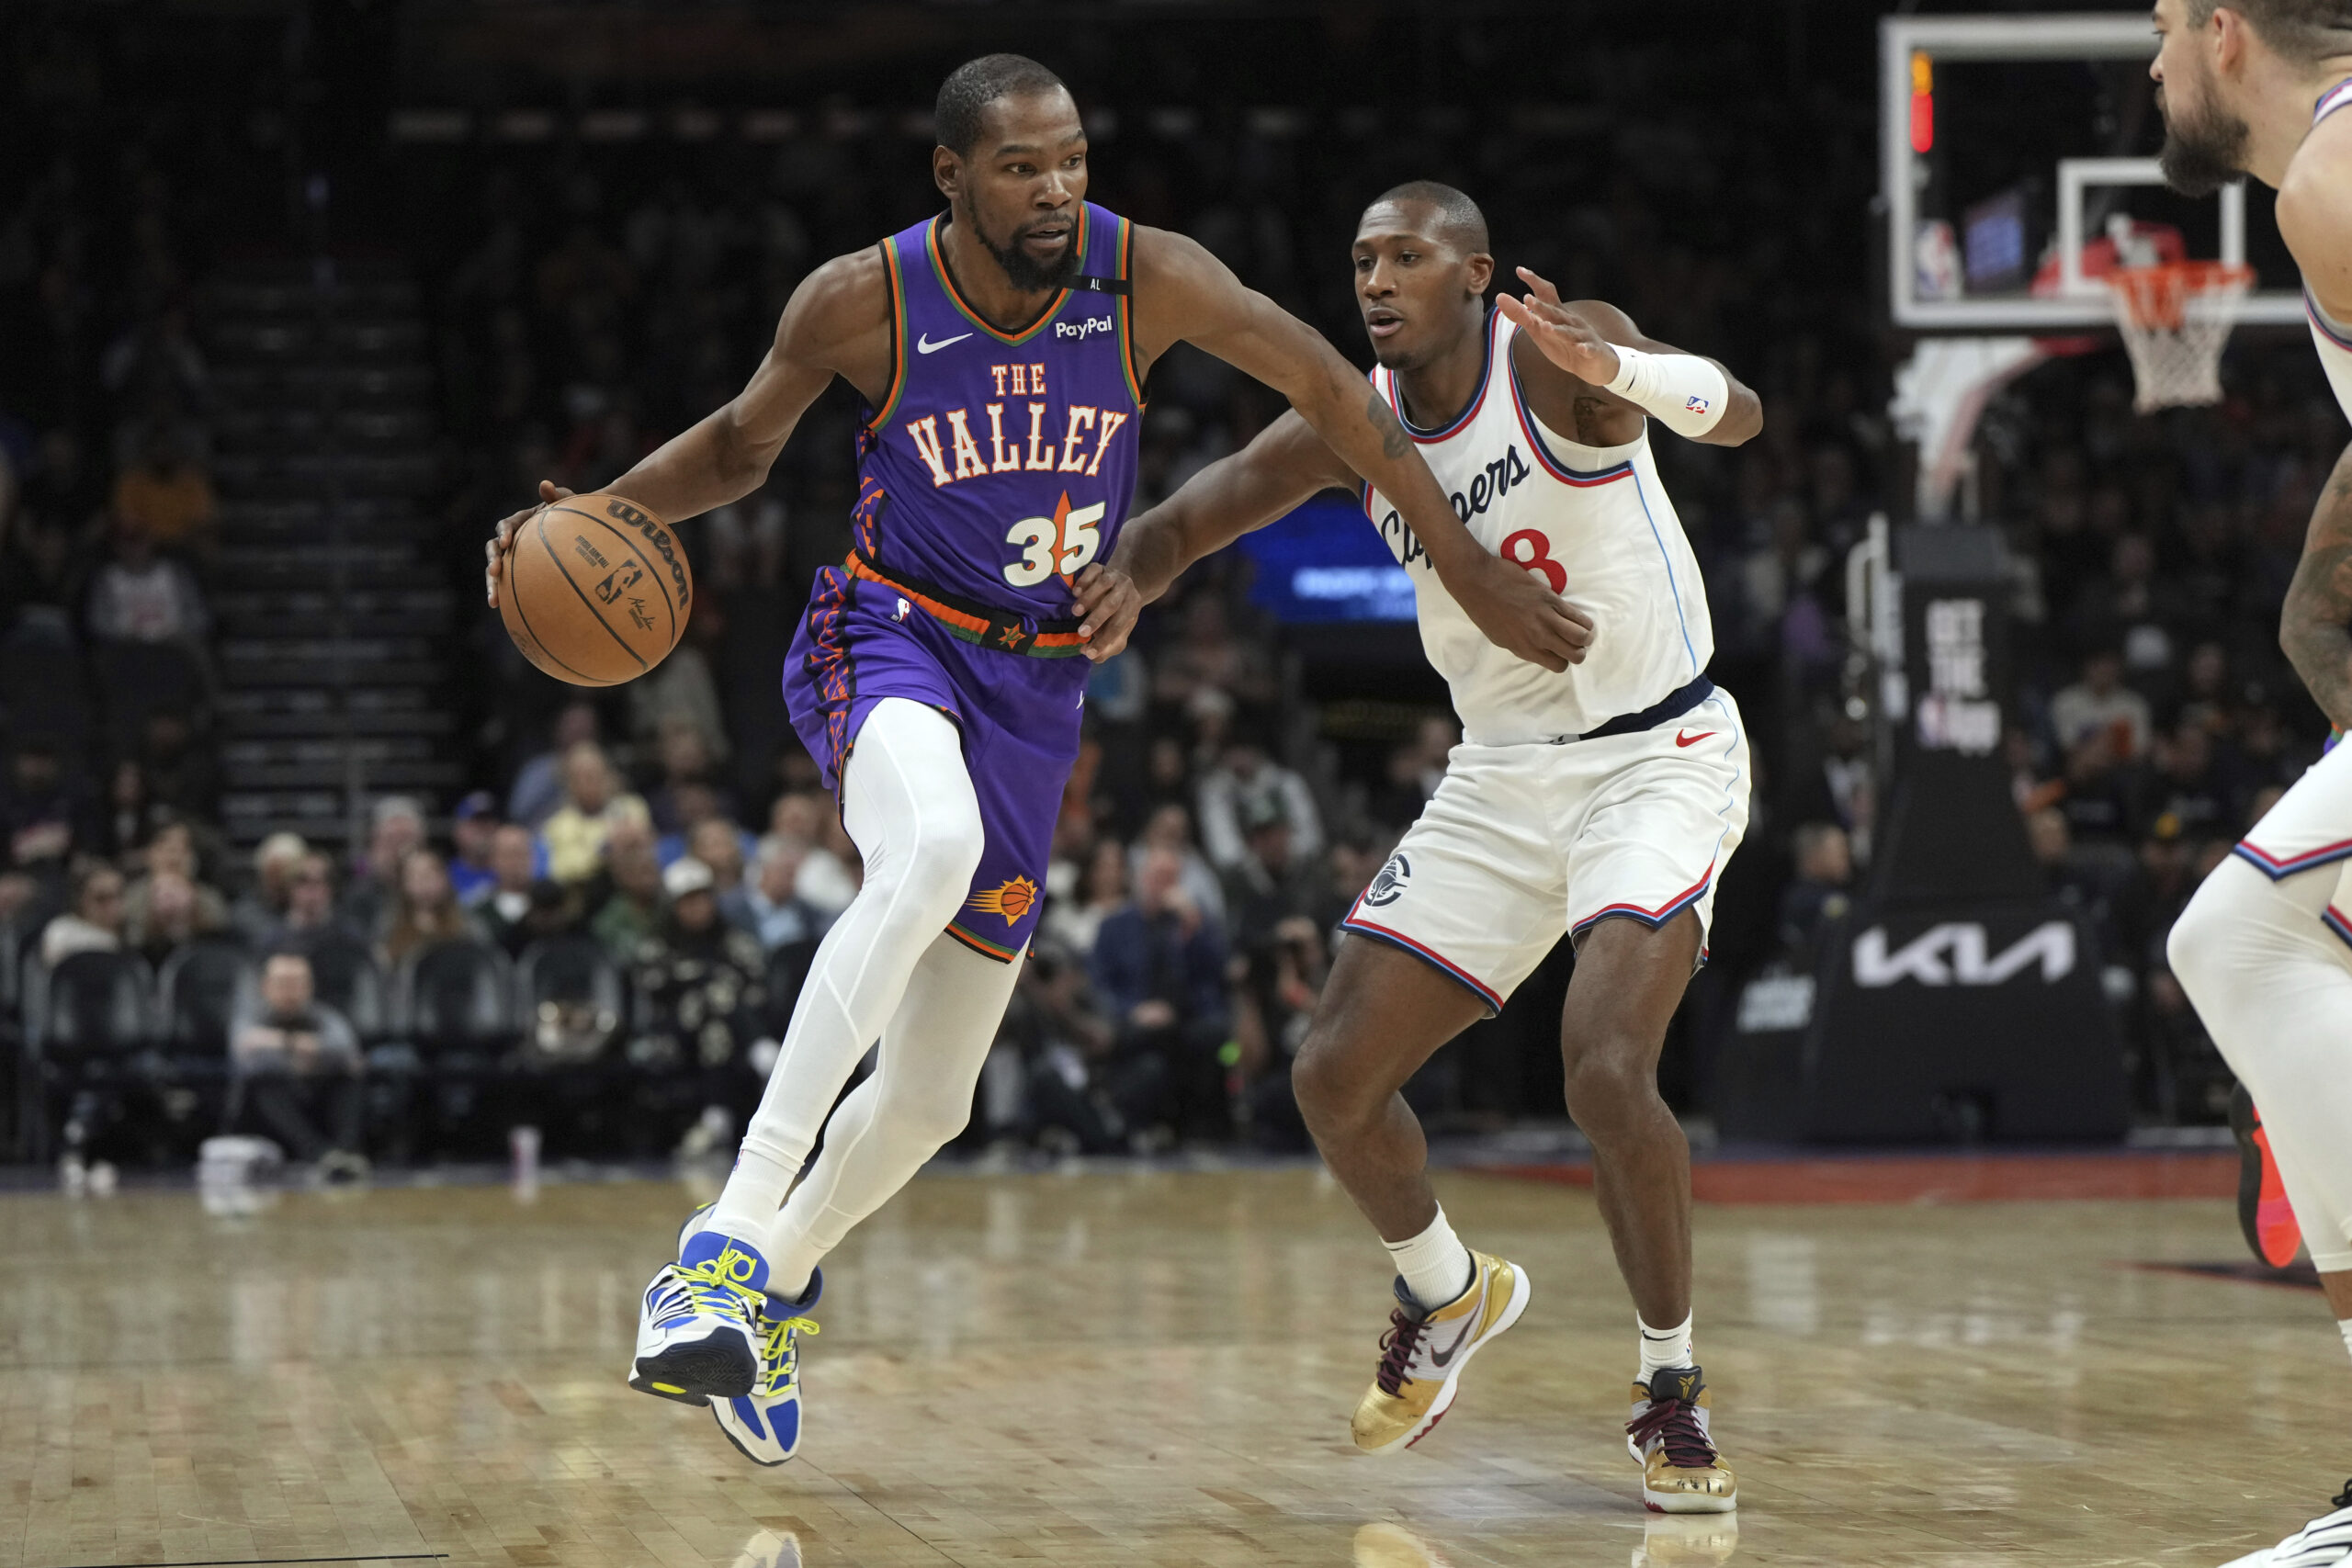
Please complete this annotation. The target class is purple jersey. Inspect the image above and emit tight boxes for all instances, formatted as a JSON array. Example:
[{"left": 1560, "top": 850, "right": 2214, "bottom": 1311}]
[
  {"left": 784, "top": 202, "right": 1145, "bottom": 962},
  {"left": 852, "top": 201, "right": 1144, "bottom": 649}
]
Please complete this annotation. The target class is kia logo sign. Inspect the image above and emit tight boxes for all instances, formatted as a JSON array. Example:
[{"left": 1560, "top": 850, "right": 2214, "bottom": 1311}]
[{"left": 1851, "top": 921, "right": 2075, "bottom": 987}]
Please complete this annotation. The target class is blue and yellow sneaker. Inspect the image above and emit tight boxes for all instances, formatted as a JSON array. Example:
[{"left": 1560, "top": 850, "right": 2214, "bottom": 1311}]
[
  {"left": 713, "top": 1269, "right": 821, "bottom": 1465},
  {"left": 628, "top": 1223, "right": 769, "bottom": 1404}
]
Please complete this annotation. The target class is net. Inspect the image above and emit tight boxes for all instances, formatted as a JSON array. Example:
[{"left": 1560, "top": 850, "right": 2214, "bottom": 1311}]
[{"left": 2106, "top": 260, "right": 2255, "bottom": 413}]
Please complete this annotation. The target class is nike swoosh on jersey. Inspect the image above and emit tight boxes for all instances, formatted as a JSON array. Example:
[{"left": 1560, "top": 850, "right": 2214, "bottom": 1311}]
[
  {"left": 916, "top": 332, "right": 973, "bottom": 355},
  {"left": 1674, "top": 730, "right": 1717, "bottom": 748}
]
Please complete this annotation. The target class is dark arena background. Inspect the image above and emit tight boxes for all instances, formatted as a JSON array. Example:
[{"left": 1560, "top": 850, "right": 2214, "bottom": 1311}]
[{"left": 3, "top": 4, "right": 2349, "bottom": 1566}]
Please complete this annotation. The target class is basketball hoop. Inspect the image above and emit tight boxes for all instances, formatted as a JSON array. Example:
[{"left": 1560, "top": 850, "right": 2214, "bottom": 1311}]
[{"left": 2106, "top": 260, "right": 2255, "bottom": 414}]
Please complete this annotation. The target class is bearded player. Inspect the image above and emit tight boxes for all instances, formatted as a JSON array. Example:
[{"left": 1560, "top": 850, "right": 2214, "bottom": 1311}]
[
  {"left": 2148, "top": 2, "right": 2352, "bottom": 1564},
  {"left": 1107, "top": 183, "right": 1760, "bottom": 1511},
  {"left": 483, "top": 61, "right": 1590, "bottom": 1466}
]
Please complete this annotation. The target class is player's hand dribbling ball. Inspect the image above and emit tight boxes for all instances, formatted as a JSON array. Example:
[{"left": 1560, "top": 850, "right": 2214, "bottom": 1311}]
[{"left": 490, "top": 485, "right": 693, "bottom": 687}]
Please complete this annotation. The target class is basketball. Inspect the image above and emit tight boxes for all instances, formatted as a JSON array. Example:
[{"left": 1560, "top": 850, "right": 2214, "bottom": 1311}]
[{"left": 498, "top": 491, "right": 693, "bottom": 687}]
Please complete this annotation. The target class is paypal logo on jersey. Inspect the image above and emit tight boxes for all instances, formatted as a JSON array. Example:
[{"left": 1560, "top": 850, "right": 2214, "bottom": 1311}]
[{"left": 1056, "top": 316, "right": 1114, "bottom": 341}]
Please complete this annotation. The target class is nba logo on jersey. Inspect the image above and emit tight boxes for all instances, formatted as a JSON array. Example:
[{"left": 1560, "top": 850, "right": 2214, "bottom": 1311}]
[{"left": 1684, "top": 394, "right": 1712, "bottom": 415}]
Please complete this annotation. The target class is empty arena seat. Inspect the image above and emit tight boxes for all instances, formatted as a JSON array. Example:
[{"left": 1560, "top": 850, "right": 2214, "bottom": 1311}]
[
  {"left": 395, "top": 939, "right": 514, "bottom": 1056},
  {"left": 302, "top": 936, "right": 390, "bottom": 1043},
  {"left": 27, "top": 950, "right": 157, "bottom": 1063},
  {"left": 513, "top": 935, "right": 625, "bottom": 1065},
  {"left": 157, "top": 941, "right": 256, "bottom": 1061}
]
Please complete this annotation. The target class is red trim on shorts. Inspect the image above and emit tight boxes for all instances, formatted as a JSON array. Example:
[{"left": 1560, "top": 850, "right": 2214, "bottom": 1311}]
[
  {"left": 1340, "top": 899, "right": 1504, "bottom": 1015},
  {"left": 1568, "top": 865, "right": 1714, "bottom": 937}
]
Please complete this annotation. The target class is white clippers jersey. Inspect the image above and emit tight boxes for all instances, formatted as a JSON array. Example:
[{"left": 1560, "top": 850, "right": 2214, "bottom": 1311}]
[
  {"left": 1362, "top": 310, "right": 1713, "bottom": 746},
  {"left": 2308, "top": 78, "right": 2352, "bottom": 422}
]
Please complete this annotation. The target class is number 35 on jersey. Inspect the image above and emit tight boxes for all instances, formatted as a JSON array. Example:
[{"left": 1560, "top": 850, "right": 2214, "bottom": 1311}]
[{"left": 1001, "top": 491, "right": 1104, "bottom": 588}]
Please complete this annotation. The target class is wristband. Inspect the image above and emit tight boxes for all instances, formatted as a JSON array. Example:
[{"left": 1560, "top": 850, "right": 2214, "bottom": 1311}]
[{"left": 1604, "top": 345, "right": 1730, "bottom": 438}]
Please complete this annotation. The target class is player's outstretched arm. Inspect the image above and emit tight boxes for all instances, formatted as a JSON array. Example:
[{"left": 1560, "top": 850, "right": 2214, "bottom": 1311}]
[
  {"left": 1127, "top": 228, "right": 1593, "bottom": 672},
  {"left": 486, "top": 250, "right": 887, "bottom": 608},
  {"left": 1110, "top": 412, "right": 1354, "bottom": 604},
  {"left": 1497, "top": 268, "right": 1762, "bottom": 446}
]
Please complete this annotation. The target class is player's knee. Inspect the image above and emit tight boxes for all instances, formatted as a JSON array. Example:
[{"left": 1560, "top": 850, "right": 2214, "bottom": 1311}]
[
  {"left": 2165, "top": 864, "right": 2259, "bottom": 1003},
  {"left": 892, "top": 1083, "right": 974, "bottom": 1150},
  {"left": 896, "top": 805, "right": 988, "bottom": 911},
  {"left": 1291, "top": 1027, "right": 1371, "bottom": 1132},
  {"left": 1559, "top": 1043, "right": 1659, "bottom": 1140}
]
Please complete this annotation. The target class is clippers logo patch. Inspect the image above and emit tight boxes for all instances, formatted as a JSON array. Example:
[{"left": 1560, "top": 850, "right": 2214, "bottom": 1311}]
[
  {"left": 968, "top": 875, "right": 1041, "bottom": 927},
  {"left": 1364, "top": 852, "right": 1411, "bottom": 908}
]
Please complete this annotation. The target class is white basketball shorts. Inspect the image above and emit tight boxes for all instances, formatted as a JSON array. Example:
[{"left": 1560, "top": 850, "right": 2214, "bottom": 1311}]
[
  {"left": 1342, "top": 686, "right": 1752, "bottom": 1014},
  {"left": 2233, "top": 735, "right": 2352, "bottom": 948}
]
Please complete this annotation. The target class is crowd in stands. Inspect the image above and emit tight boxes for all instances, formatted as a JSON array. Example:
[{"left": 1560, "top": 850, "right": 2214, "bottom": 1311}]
[{"left": 2, "top": 7, "right": 2346, "bottom": 1169}]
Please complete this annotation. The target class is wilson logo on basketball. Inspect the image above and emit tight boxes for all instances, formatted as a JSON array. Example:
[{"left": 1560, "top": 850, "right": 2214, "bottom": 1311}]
[{"left": 967, "top": 875, "right": 1040, "bottom": 926}]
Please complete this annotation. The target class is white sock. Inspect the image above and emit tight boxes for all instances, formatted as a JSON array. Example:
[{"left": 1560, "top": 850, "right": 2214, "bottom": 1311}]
[
  {"left": 2338, "top": 1318, "right": 2352, "bottom": 1364},
  {"left": 1385, "top": 1206, "right": 1475, "bottom": 1313},
  {"left": 1639, "top": 1313, "right": 1695, "bottom": 1383}
]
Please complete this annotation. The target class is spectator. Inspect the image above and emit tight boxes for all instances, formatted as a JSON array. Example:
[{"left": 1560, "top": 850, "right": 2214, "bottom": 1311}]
[
  {"left": 1197, "top": 732, "right": 1323, "bottom": 873},
  {"left": 230, "top": 831, "right": 308, "bottom": 945},
  {"left": 1153, "top": 593, "right": 1276, "bottom": 710},
  {"left": 1219, "top": 795, "right": 1319, "bottom": 958},
  {"left": 2050, "top": 648, "right": 2153, "bottom": 761},
  {"left": 645, "top": 716, "right": 733, "bottom": 837},
  {"left": 627, "top": 856, "right": 769, "bottom": 1141},
  {"left": 230, "top": 951, "right": 366, "bottom": 1177},
  {"left": 96, "top": 759, "right": 166, "bottom": 863},
  {"left": 379, "top": 848, "right": 484, "bottom": 967},
  {"left": 127, "top": 870, "right": 210, "bottom": 965},
  {"left": 447, "top": 792, "right": 502, "bottom": 905},
  {"left": 139, "top": 711, "right": 220, "bottom": 824},
  {"left": 2138, "top": 722, "right": 2233, "bottom": 843},
  {"left": 591, "top": 818, "right": 665, "bottom": 957},
  {"left": 627, "top": 601, "right": 730, "bottom": 763},
  {"left": 125, "top": 820, "right": 228, "bottom": 941},
  {"left": 473, "top": 823, "right": 548, "bottom": 951},
  {"left": 1775, "top": 822, "right": 1853, "bottom": 960},
  {"left": 722, "top": 833, "right": 823, "bottom": 951},
  {"left": 40, "top": 861, "right": 127, "bottom": 967},
  {"left": 107, "top": 429, "right": 217, "bottom": 556},
  {"left": 1130, "top": 802, "right": 1226, "bottom": 925},
  {"left": 1042, "top": 837, "right": 1128, "bottom": 958},
  {"left": 270, "top": 852, "right": 358, "bottom": 950},
  {"left": 655, "top": 782, "right": 750, "bottom": 870},
  {"left": 763, "top": 791, "right": 857, "bottom": 918},
  {"left": 3, "top": 740, "right": 98, "bottom": 880},
  {"left": 86, "top": 515, "right": 209, "bottom": 645},
  {"left": 540, "top": 742, "right": 650, "bottom": 884},
  {"left": 344, "top": 796, "right": 424, "bottom": 939},
  {"left": 1003, "top": 941, "right": 1139, "bottom": 1154},
  {"left": 507, "top": 700, "right": 600, "bottom": 828},
  {"left": 1091, "top": 845, "right": 1231, "bottom": 1139},
  {"left": 686, "top": 815, "right": 750, "bottom": 895}
]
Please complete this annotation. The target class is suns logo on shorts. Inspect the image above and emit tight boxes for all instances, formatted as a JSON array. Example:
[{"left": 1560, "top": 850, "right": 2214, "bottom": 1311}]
[
  {"left": 967, "top": 874, "right": 1041, "bottom": 927},
  {"left": 1363, "top": 852, "right": 1411, "bottom": 908}
]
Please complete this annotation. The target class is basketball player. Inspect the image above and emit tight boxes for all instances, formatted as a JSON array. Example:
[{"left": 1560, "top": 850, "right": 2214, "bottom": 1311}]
[
  {"left": 2147, "top": 1, "right": 2352, "bottom": 1562},
  {"left": 1104, "top": 183, "right": 1759, "bottom": 1511},
  {"left": 483, "top": 60, "right": 1595, "bottom": 1465}
]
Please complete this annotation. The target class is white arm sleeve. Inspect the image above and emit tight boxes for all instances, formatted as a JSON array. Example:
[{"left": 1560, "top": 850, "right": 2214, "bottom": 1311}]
[{"left": 1604, "top": 345, "right": 1731, "bottom": 438}]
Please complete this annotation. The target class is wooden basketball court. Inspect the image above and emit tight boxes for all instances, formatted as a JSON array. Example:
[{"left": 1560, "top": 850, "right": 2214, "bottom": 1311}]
[{"left": 2, "top": 1162, "right": 2338, "bottom": 1567}]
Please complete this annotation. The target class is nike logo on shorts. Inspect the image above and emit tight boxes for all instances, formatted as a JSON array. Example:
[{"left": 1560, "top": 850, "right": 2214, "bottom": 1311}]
[
  {"left": 1675, "top": 730, "right": 1717, "bottom": 748},
  {"left": 916, "top": 331, "right": 973, "bottom": 355}
]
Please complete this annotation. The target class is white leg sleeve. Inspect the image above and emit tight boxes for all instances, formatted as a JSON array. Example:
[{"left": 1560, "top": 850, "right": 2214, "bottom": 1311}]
[
  {"left": 703, "top": 698, "right": 985, "bottom": 1247},
  {"left": 758, "top": 931, "right": 1022, "bottom": 1294},
  {"left": 2169, "top": 856, "right": 2352, "bottom": 1272}
]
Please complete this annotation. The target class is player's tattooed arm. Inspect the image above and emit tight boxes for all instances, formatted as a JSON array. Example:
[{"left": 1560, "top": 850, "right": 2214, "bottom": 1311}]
[
  {"left": 1127, "top": 225, "right": 1593, "bottom": 671},
  {"left": 2281, "top": 443, "right": 2352, "bottom": 733},
  {"left": 1498, "top": 270, "right": 1763, "bottom": 447},
  {"left": 485, "top": 250, "right": 886, "bottom": 608}
]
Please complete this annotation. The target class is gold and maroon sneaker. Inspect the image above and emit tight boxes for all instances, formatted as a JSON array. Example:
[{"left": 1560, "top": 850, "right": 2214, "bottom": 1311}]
[
  {"left": 1627, "top": 1366, "right": 1737, "bottom": 1514},
  {"left": 1349, "top": 1249, "right": 1531, "bottom": 1454}
]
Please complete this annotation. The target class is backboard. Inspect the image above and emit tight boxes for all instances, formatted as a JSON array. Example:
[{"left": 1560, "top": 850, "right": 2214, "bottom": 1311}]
[{"left": 1881, "top": 12, "right": 2304, "bottom": 333}]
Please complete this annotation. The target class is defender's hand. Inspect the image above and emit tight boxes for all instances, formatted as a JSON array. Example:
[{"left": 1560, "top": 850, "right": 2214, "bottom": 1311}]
[
  {"left": 1071, "top": 563, "right": 1142, "bottom": 663},
  {"left": 485, "top": 479, "right": 573, "bottom": 608},
  {"left": 1496, "top": 266, "right": 1621, "bottom": 386},
  {"left": 1448, "top": 551, "right": 1594, "bottom": 672}
]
